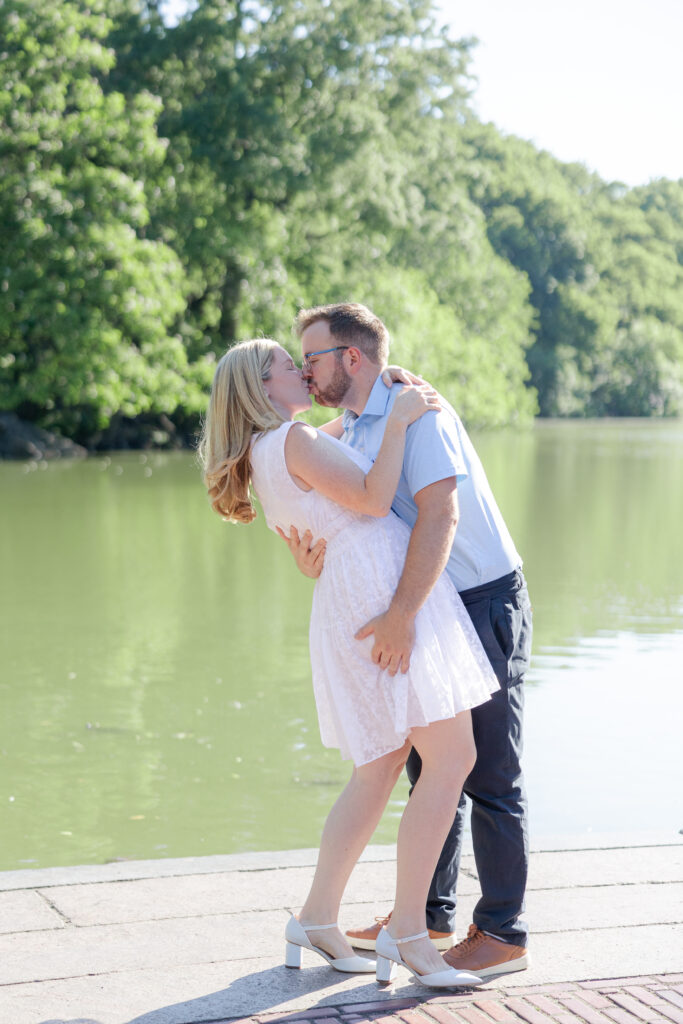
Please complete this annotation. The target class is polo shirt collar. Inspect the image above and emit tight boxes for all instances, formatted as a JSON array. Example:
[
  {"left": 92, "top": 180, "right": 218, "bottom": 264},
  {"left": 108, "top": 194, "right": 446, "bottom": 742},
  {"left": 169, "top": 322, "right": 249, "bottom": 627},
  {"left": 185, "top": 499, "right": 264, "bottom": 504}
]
[{"left": 341, "top": 375, "right": 391, "bottom": 428}]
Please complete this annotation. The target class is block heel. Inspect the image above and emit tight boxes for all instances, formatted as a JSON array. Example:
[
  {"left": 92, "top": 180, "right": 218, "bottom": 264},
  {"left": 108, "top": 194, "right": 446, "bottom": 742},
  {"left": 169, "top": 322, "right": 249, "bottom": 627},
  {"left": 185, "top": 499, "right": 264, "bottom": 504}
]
[
  {"left": 375, "top": 927, "right": 483, "bottom": 989},
  {"left": 285, "top": 940, "right": 302, "bottom": 968},
  {"left": 284, "top": 916, "right": 375, "bottom": 973},
  {"left": 375, "top": 954, "right": 396, "bottom": 983}
]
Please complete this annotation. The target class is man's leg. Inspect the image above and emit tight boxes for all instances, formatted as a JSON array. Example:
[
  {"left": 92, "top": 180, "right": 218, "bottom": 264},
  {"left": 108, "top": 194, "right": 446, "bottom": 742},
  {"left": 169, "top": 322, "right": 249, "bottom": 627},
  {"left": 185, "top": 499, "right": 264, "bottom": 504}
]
[
  {"left": 461, "top": 571, "right": 531, "bottom": 946},
  {"left": 409, "top": 570, "right": 531, "bottom": 943},
  {"left": 466, "top": 675, "right": 528, "bottom": 944}
]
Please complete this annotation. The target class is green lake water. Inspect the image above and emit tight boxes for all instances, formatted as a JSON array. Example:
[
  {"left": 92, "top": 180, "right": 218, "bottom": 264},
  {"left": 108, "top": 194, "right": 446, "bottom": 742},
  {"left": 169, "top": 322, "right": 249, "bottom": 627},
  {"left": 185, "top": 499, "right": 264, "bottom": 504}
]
[{"left": 1, "top": 419, "right": 681, "bottom": 870}]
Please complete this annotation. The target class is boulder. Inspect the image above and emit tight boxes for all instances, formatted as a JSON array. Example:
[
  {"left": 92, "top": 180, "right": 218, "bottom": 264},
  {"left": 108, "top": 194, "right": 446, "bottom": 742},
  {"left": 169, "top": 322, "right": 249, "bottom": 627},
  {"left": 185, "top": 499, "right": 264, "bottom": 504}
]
[{"left": 0, "top": 412, "right": 87, "bottom": 460}]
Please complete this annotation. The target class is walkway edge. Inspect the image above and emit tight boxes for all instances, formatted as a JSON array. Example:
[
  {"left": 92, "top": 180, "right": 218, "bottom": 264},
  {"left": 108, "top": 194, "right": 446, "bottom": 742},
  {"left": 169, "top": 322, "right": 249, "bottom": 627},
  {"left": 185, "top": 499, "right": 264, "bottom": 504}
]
[{"left": 1, "top": 831, "right": 681, "bottom": 892}]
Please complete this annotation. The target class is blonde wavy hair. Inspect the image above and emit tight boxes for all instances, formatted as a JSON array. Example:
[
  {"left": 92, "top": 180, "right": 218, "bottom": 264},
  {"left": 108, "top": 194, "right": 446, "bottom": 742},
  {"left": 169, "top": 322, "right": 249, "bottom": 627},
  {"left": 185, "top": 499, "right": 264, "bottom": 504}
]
[{"left": 198, "top": 339, "right": 286, "bottom": 522}]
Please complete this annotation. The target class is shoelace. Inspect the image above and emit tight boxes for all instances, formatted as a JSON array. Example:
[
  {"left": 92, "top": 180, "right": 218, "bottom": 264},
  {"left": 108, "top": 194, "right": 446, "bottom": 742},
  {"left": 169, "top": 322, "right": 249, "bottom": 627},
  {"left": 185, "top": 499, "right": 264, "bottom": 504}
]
[{"left": 455, "top": 925, "right": 485, "bottom": 954}]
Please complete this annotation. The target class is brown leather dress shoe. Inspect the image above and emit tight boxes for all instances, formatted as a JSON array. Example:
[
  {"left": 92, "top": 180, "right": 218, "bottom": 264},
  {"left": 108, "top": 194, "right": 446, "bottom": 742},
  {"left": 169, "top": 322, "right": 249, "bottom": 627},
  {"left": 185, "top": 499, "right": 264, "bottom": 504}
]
[
  {"left": 443, "top": 924, "right": 529, "bottom": 978},
  {"left": 346, "top": 912, "right": 457, "bottom": 951}
]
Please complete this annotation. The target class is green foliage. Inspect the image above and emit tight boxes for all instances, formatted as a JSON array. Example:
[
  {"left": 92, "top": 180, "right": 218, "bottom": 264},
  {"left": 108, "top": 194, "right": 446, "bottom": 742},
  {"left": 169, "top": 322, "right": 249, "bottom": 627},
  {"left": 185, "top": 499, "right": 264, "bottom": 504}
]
[
  {"left": 365, "top": 267, "right": 537, "bottom": 427},
  {"left": 462, "top": 123, "right": 683, "bottom": 417},
  {"left": 0, "top": 0, "right": 681, "bottom": 445},
  {"left": 0, "top": 0, "right": 202, "bottom": 438}
]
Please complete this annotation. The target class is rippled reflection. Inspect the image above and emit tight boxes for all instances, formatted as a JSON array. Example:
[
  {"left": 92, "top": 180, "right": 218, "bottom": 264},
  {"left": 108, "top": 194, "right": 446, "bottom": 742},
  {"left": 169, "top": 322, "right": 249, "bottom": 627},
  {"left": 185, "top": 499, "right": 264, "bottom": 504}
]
[{"left": 1, "top": 419, "right": 681, "bottom": 868}]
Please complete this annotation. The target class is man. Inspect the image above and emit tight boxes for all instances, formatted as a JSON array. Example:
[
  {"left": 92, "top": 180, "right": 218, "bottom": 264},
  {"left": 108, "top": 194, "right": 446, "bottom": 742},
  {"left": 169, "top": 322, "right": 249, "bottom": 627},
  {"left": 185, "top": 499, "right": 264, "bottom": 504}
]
[{"left": 283, "top": 302, "right": 532, "bottom": 979}]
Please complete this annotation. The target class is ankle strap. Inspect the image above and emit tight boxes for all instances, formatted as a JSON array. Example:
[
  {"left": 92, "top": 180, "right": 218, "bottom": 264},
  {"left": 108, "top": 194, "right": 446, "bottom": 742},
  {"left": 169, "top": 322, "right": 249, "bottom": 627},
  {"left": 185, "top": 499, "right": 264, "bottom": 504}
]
[
  {"left": 395, "top": 930, "right": 428, "bottom": 943},
  {"left": 301, "top": 921, "right": 337, "bottom": 931}
]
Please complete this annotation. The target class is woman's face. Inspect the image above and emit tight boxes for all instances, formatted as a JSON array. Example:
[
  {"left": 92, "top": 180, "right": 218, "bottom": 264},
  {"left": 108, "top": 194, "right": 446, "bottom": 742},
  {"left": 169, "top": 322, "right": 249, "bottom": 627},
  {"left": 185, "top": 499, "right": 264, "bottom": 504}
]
[{"left": 263, "top": 346, "right": 311, "bottom": 417}]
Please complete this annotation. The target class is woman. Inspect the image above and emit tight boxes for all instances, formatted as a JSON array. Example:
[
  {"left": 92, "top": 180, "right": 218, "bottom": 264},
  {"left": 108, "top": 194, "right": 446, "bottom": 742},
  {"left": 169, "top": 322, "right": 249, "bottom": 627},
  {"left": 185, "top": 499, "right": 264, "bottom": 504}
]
[{"left": 199, "top": 339, "right": 498, "bottom": 988}]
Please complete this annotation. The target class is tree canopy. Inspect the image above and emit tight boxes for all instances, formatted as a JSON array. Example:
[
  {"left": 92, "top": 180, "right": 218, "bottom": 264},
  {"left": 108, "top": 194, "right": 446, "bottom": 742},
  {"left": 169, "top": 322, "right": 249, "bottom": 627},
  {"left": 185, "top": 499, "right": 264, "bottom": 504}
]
[{"left": 1, "top": 0, "right": 681, "bottom": 445}]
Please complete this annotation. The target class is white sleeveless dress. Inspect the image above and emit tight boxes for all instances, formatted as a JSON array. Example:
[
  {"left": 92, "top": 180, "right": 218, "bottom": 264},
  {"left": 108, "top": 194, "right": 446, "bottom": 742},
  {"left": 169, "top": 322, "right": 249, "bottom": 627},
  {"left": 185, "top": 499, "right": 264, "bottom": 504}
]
[{"left": 250, "top": 421, "right": 499, "bottom": 766}]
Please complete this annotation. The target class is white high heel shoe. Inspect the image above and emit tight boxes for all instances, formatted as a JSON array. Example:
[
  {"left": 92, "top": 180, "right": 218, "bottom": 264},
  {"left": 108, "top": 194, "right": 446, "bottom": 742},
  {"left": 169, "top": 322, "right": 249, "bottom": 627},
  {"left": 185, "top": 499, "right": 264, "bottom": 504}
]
[
  {"left": 375, "top": 927, "right": 483, "bottom": 988},
  {"left": 284, "top": 916, "right": 376, "bottom": 973}
]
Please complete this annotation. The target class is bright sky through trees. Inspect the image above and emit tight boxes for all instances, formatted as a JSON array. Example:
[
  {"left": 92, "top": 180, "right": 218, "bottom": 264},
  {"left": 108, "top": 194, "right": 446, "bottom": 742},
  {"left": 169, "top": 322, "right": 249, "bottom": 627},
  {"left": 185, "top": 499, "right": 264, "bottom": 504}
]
[
  {"left": 438, "top": 0, "right": 682, "bottom": 186},
  {"left": 161, "top": 0, "right": 681, "bottom": 186}
]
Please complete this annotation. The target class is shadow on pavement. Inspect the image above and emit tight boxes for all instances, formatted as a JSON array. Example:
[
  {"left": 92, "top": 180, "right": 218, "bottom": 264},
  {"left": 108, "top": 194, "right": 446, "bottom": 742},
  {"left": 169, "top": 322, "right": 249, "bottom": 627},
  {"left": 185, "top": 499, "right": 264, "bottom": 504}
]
[
  {"left": 126, "top": 963, "right": 384, "bottom": 1024},
  {"left": 39, "top": 1019, "right": 103, "bottom": 1024}
]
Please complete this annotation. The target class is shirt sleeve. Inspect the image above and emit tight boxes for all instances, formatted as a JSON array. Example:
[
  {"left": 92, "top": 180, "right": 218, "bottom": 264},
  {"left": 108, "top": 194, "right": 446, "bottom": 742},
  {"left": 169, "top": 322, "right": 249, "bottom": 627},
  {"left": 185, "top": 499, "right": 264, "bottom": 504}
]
[{"left": 402, "top": 408, "right": 468, "bottom": 497}]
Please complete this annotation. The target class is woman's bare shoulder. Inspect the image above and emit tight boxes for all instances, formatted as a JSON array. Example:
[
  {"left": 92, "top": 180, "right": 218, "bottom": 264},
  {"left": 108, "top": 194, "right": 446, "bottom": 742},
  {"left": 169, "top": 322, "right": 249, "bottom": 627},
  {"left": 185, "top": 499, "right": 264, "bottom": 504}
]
[
  {"left": 284, "top": 420, "right": 318, "bottom": 448},
  {"left": 284, "top": 421, "right": 350, "bottom": 476}
]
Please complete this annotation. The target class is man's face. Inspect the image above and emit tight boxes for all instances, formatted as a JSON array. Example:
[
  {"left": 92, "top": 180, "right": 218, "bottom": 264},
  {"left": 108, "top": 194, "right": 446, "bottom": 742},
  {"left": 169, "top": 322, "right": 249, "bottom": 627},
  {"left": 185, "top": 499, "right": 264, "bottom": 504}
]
[{"left": 300, "top": 320, "right": 353, "bottom": 408}]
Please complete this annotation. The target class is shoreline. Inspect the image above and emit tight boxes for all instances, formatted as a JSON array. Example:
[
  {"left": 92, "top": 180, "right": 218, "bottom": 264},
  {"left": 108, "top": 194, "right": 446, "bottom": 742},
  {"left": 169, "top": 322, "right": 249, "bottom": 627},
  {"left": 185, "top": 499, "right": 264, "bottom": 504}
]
[
  {"left": 1, "top": 829, "right": 680, "bottom": 891},
  {"left": 3, "top": 414, "right": 682, "bottom": 463}
]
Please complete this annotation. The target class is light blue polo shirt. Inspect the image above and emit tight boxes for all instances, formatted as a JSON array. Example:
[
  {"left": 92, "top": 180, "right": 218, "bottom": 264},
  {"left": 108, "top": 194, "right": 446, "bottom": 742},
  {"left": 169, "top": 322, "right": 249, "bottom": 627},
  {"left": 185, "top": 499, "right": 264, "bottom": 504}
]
[{"left": 341, "top": 377, "right": 521, "bottom": 592}]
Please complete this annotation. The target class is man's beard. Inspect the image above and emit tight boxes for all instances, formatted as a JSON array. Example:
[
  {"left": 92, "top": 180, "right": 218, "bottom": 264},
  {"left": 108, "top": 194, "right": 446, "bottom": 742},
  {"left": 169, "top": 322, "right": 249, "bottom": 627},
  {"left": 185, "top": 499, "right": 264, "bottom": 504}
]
[{"left": 313, "top": 361, "right": 352, "bottom": 407}]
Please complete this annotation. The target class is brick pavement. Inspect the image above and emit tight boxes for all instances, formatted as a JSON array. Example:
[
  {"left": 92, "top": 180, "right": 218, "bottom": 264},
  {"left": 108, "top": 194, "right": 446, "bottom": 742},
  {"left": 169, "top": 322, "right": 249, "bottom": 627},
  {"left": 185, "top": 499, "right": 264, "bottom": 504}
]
[{"left": 231, "top": 976, "right": 683, "bottom": 1024}]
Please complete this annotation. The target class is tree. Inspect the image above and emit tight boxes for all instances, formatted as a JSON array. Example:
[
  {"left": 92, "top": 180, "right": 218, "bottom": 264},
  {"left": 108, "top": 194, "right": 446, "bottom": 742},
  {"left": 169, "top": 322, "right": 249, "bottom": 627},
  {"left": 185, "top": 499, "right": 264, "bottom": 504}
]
[{"left": 0, "top": 0, "right": 205, "bottom": 440}]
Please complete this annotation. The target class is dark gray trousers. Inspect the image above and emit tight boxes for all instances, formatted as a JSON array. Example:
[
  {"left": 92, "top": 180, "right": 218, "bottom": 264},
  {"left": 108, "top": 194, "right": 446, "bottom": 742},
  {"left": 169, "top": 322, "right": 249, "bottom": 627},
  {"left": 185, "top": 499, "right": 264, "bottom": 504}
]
[{"left": 406, "top": 568, "right": 532, "bottom": 947}]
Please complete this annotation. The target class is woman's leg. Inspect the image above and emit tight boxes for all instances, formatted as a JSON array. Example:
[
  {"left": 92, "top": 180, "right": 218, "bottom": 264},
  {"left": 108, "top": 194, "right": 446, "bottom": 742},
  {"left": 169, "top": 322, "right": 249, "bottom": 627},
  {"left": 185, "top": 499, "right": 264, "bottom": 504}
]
[
  {"left": 389, "top": 712, "right": 476, "bottom": 975},
  {"left": 298, "top": 741, "right": 410, "bottom": 958}
]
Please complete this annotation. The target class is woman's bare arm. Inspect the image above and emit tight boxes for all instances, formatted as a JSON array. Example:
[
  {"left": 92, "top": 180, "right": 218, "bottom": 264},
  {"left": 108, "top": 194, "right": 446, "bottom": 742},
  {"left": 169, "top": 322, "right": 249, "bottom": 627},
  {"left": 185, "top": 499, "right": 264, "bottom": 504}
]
[
  {"left": 317, "top": 415, "right": 345, "bottom": 438},
  {"left": 284, "top": 386, "right": 439, "bottom": 517}
]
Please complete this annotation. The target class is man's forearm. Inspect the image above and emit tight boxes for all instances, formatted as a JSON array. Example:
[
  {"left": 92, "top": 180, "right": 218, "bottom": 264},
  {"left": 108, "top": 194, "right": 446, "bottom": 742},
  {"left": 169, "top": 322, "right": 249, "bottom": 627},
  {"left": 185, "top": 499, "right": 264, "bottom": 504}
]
[
  {"left": 354, "top": 477, "right": 459, "bottom": 676},
  {"left": 390, "top": 505, "right": 457, "bottom": 619}
]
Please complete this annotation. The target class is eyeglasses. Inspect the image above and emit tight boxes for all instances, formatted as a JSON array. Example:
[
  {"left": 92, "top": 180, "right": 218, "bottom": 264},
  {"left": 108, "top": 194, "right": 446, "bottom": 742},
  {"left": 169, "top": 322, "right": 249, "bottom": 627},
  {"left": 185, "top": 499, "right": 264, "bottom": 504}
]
[{"left": 302, "top": 345, "right": 349, "bottom": 370}]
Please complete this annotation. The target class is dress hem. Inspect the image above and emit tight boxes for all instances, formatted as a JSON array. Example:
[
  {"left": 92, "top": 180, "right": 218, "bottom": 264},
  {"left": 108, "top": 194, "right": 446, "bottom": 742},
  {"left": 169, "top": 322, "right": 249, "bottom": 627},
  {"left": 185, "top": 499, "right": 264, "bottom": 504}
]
[{"left": 325, "top": 695, "right": 493, "bottom": 768}]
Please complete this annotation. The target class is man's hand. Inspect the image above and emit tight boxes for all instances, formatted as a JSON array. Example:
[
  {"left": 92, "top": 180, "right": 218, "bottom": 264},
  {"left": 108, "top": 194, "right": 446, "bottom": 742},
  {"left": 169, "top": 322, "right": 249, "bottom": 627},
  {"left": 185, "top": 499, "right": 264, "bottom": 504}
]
[
  {"left": 355, "top": 607, "right": 416, "bottom": 676},
  {"left": 355, "top": 479, "right": 458, "bottom": 676},
  {"left": 275, "top": 525, "right": 326, "bottom": 579}
]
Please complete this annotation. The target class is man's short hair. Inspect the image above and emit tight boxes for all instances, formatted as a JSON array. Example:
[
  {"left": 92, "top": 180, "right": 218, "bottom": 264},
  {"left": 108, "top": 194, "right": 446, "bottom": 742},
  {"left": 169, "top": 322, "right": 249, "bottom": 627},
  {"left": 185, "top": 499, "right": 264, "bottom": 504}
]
[{"left": 294, "top": 303, "right": 390, "bottom": 366}]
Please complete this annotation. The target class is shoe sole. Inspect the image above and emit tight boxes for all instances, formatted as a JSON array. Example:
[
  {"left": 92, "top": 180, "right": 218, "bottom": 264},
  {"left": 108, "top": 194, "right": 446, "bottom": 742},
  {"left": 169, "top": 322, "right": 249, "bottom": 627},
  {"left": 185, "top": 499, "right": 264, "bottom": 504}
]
[
  {"left": 470, "top": 953, "right": 530, "bottom": 979},
  {"left": 347, "top": 935, "right": 457, "bottom": 952}
]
